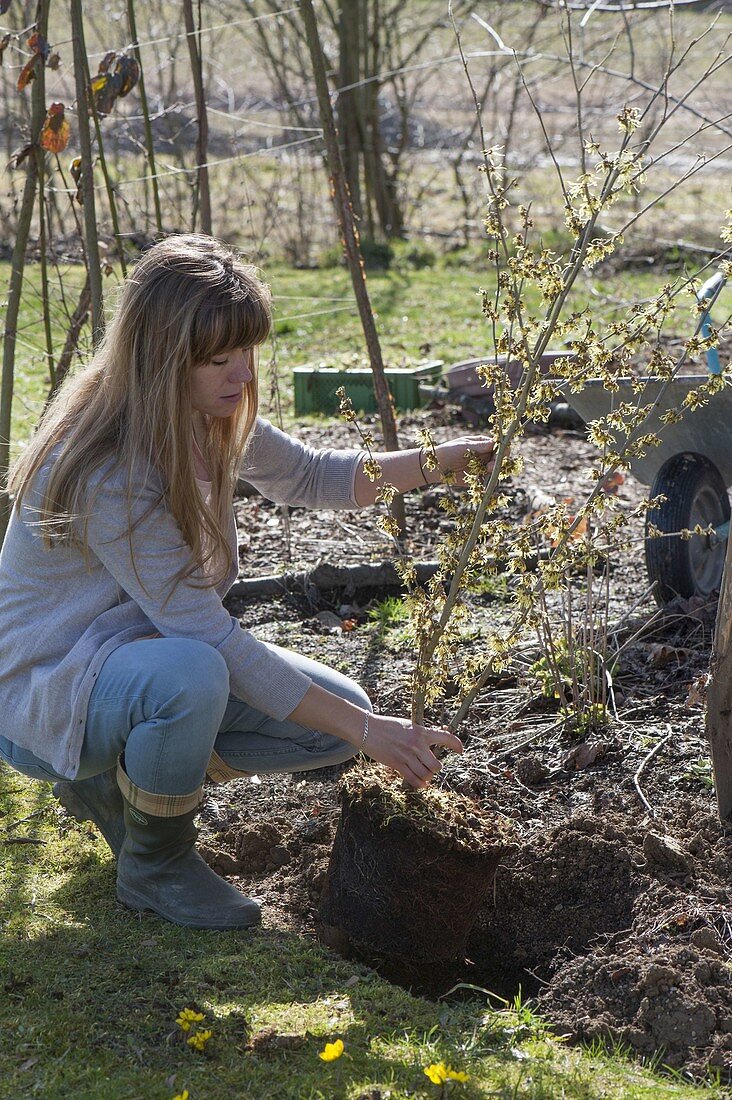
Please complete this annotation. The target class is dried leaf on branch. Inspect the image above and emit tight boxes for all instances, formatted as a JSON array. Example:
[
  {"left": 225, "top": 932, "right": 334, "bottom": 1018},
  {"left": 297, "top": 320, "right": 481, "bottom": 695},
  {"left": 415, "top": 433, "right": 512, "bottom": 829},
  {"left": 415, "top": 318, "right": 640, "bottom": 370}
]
[
  {"left": 40, "top": 102, "right": 70, "bottom": 154},
  {"left": 0, "top": 33, "right": 11, "bottom": 63},
  {"left": 90, "top": 52, "right": 139, "bottom": 116},
  {"left": 11, "top": 143, "right": 33, "bottom": 168},
  {"left": 69, "top": 156, "right": 83, "bottom": 205},
  {"left": 17, "top": 31, "right": 50, "bottom": 91}
]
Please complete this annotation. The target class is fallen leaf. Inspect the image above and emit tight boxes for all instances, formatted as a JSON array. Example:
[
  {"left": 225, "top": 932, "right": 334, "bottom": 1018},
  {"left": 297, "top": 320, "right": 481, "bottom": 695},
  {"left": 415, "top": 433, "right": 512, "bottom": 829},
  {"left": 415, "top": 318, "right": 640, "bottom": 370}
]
[
  {"left": 561, "top": 741, "right": 607, "bottom": 770},
  {"left": 247, "top": 1027, "right": 307, "bottom": 1054},
  {"left": 685, "top": 674, "right": 709, "bottom": 707},
  {"left": 648, "top": 643, "right": 692, "bottom": 668}
]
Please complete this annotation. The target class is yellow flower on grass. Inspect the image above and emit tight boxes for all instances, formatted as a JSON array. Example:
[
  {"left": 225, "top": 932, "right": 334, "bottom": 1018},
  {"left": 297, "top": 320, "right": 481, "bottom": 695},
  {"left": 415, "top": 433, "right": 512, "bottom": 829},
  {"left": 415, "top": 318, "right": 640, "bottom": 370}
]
[
  {"left": 172, "top": 1092, "right": 189, "bottom": 1100},
  {"left": 424, "top": 1061, "right": 469, "bottom": 1084},
  {"left": 187, "top": 1029, "right": 213, "bottom": 1052},
  {"left": 176, "top": 1008, "right": 205, "bottom": 1032},
  {"left": 319, "top": 1038, "right": 344, "bottom": 1061},
  {"left": 447, "top": 1068, "right": 469, "bottom": 1082},
  {"left": 425, "top": 1062, "right": 449, "bottom": 1084}
]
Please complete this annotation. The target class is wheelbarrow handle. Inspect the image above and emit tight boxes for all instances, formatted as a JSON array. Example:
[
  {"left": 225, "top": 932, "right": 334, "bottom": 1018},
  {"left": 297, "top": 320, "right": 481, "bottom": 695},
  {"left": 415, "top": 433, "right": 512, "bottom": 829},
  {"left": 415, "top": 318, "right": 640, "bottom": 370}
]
[
  {"left": 697, "top": 270, "right": 726, "bottom": 304},
  {"left": 696, "top": 271, "right": 727, "bottom": 376}
]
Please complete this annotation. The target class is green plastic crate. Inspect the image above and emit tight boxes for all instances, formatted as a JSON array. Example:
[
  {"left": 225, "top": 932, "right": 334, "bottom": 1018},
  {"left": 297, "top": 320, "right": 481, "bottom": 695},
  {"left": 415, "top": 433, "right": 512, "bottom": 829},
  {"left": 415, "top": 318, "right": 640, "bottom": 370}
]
[{"left": 293, "top": 361, "right": 443, "bottom": 415}]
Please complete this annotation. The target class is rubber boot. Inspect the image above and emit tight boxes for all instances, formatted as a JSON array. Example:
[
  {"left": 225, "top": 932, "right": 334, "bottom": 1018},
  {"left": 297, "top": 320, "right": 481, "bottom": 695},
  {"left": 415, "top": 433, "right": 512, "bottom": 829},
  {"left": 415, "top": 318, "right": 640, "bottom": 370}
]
[
  {"left": 53, "top": 768, "right": 126, "bottom": 857},
  {"left": 115, "top": 761, "right": 261, "bottom": 930}
]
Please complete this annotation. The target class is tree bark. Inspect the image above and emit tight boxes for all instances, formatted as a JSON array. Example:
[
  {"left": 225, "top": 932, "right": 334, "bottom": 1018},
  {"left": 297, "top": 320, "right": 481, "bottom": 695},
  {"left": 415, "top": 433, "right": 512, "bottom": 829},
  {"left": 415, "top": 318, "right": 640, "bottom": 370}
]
[
  {"left": 300, "top": 0, "right": 404, "bottom": 531},
  {"left": 0, "top": 0, "right": 50, "bottom": 543},
  {"left": 183, "top": 0, "right": 212, "bottom": 234}
]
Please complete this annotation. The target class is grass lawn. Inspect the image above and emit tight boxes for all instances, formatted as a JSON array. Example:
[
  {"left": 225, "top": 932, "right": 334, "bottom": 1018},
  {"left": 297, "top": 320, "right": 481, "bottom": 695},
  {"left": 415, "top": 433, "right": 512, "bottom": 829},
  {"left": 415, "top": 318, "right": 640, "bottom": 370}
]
[
  {"left": 4, "top": 252, "right": 727, "bottom": 449},
  {"left": 1, "top": 768, "right": 726, "bottom": 1100}
]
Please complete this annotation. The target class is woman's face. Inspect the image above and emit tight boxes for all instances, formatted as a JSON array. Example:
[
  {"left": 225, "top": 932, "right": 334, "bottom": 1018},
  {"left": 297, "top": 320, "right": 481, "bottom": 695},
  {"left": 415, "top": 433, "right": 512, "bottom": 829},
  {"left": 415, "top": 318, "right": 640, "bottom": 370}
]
[{"left": 190, "top": 346, "right": 253, "bottom": 419}]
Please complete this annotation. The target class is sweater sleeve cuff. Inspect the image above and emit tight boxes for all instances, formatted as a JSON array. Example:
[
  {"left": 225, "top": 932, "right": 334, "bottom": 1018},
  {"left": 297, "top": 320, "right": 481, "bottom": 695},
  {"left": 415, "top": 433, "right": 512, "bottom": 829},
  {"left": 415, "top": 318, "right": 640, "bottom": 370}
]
[{"left": 332, "top": 448, "right": 366, "bottom": 509}]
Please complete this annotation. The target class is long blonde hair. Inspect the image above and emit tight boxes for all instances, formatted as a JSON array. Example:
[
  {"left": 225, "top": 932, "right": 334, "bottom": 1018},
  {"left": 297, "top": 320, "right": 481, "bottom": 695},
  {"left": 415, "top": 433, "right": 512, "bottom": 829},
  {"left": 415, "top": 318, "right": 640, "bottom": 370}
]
[{"left": 9, "top": 234, "right": 271, "bottom": 589}]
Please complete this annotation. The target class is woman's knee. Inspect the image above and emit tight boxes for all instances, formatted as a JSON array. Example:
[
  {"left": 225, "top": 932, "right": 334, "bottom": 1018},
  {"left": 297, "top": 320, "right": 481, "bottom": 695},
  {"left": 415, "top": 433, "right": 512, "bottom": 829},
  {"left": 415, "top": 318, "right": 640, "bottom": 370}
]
[
  {"left": 121, "top": 637, "right": 230, "bottom": 721},
  {"left": 331, "top": 676, "right": 372, "bottom": 713},
  {"left": 162, "top": 639, "right": 230, "bottom": 714},
  {"left": 307, "top": 663, "right": 372, "bottom": 713}
]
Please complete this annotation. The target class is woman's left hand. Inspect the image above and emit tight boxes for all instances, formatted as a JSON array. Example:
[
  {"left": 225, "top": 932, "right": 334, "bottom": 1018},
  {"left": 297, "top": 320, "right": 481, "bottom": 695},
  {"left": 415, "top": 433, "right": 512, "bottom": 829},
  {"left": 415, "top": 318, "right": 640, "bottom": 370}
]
[{"left": 431, "top": 436, "right": 495, "bottom": 487}]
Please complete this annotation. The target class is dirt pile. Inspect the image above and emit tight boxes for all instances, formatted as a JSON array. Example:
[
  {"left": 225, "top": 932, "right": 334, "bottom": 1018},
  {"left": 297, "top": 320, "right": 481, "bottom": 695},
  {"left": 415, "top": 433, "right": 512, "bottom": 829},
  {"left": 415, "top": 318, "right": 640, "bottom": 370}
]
[{"left": 467, "top": 806, "right": 732, "bottom": 1081}]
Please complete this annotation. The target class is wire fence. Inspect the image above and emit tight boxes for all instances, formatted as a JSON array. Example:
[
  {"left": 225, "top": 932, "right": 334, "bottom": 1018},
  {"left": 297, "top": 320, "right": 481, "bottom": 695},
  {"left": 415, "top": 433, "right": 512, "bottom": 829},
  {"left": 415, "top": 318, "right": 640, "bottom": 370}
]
[{"left": 1, "top": 0, "right": 730, "bottom": 453}]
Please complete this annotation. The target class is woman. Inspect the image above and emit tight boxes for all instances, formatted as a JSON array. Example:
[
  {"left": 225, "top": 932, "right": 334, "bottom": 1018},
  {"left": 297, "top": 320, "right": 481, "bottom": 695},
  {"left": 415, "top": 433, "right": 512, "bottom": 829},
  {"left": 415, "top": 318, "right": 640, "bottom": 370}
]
[{"left": 0, "top": 234, "right": 493, "bottom": 931}]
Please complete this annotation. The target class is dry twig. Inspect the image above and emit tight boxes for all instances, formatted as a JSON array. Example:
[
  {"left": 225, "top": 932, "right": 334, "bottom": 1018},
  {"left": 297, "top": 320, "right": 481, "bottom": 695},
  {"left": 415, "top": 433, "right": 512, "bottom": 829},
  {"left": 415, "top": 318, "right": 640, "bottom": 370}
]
[{"left": 634, "top": 727, "right": 672, "bottom": 817}]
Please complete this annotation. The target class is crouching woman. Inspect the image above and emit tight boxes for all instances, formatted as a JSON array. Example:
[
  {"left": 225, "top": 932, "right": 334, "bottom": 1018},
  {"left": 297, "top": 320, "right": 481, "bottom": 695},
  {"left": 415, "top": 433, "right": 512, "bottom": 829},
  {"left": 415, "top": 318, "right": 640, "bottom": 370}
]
[{"left": 0, "top": 234, "right": 492, "bottom": 931}]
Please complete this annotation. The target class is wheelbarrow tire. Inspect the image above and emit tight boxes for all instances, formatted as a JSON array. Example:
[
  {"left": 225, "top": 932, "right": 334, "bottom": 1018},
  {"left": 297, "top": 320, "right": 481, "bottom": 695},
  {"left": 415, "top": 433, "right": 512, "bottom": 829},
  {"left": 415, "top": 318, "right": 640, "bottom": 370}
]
[{"left": 645, "top": 452, "right": 730, "bottom": 607}]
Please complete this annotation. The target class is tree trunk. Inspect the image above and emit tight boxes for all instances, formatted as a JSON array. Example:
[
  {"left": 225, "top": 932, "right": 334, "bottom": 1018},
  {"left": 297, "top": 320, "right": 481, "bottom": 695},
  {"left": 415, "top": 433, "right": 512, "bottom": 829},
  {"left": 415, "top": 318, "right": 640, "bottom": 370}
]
[
  {"left": 337, "top": 0, "right": 363, "bottom": 223},
  {"left": 183, "top": 0, "right": 212, "bottom": 234},
  {"left": 300, "top": 0, "right": 404, "bottom": 532},
  {"left": 127, "top": 0, "right": 163, "bottom": 233},
  {"left": 362, "top": 0, "right": 403, "bottom": 238},
  {"left": 70, "top": 0, "right": 104, "bottom": 346},
  {"left": 0, "top": 0, "right": 50, "bottom": 543}
]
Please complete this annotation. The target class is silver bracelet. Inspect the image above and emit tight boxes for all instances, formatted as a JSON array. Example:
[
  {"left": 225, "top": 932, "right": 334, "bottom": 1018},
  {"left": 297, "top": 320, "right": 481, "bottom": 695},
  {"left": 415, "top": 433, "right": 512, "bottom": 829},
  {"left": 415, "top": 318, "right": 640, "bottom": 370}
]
[
  {"left": 360, "top": 712, "right": 370, "bottom": 751},
  {"left": 418, "top": 448, "right": 430, "bottom": 486}
]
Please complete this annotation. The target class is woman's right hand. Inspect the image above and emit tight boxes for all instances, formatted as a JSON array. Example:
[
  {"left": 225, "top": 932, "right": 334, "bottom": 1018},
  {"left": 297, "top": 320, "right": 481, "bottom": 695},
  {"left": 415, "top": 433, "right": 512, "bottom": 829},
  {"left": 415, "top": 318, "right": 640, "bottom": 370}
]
[
  {"left": 288, "top": 683, "right": 463, "bottom": 789},
  {"left": 362, "top": 714, "right": 463, "bottom": 788}
]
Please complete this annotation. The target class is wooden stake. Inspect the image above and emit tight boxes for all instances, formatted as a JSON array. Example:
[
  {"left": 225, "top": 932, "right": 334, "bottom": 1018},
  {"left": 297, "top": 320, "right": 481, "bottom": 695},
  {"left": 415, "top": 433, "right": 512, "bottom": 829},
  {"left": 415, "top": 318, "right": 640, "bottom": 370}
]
[
  {"left": 706, "top": 535, "right": 732, "bottom": 821},
  {"left": 300, "top": 0, "right": 404, "bottom": 531}
]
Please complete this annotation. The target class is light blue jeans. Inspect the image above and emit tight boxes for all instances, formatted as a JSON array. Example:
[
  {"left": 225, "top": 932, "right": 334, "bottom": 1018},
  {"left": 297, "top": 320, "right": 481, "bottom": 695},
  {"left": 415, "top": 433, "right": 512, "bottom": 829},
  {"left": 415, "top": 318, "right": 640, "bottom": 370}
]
[{"left": 0, "top": 639, "right": 366, "bottom": 794}]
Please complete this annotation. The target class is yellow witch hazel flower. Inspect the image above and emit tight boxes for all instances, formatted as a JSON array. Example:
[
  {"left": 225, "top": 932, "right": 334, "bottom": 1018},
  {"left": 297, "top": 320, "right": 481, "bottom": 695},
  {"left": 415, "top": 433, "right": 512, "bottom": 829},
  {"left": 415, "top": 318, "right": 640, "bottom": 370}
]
[
  {"left": 319, "top": 1038, "right": 344, "bottom": 1061},
  {"left": 424, "top": 1060, "right": 470, "bottom": 1084}
]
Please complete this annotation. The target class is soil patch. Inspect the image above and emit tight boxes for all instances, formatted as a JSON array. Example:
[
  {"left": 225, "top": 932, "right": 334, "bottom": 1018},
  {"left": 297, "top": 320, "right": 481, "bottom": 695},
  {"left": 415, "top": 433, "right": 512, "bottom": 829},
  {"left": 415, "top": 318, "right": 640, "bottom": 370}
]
[{"left": 194, "top": 405, "right": 732, "bottom": 1086}]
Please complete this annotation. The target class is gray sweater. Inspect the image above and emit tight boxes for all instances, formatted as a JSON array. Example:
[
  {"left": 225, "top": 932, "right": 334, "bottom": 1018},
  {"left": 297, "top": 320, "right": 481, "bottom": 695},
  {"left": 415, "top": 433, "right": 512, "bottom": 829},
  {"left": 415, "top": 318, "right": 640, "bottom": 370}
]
[{"left": 0, "top": 419, "right": 363, "bottom": 778}]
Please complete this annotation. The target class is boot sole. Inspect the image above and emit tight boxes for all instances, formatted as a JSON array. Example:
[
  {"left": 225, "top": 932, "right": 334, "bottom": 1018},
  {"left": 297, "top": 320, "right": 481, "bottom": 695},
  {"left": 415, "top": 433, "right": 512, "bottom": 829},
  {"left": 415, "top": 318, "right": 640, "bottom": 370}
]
[{"left": 116, "top": 884, "right": 262, "bottom": 930}]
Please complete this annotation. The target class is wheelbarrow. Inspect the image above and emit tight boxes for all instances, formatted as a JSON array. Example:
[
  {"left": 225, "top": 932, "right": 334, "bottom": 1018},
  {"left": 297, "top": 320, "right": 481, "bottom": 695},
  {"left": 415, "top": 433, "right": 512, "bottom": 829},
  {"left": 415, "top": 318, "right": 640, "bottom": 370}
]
[{"left": 560, "top": 271, "right": 730, "bottom": 607}]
